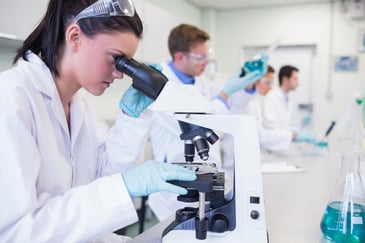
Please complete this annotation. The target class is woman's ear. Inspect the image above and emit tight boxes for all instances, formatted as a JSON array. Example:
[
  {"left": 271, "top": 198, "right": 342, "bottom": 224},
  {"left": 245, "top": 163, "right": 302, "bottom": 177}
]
[{"left": 65, "top": 24, "right": 82, "bottom": 52}]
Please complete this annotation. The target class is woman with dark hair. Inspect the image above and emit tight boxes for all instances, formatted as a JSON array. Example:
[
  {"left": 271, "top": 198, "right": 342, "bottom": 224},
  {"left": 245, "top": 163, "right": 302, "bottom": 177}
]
[{"left": 0, "top": 0, "right": 195, "bottom": 242}]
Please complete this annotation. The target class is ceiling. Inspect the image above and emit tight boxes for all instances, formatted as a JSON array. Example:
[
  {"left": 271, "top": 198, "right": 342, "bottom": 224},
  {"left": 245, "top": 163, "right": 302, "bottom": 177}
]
[{"left": 187, "top": 0, "right": 332, "bottom": 9}]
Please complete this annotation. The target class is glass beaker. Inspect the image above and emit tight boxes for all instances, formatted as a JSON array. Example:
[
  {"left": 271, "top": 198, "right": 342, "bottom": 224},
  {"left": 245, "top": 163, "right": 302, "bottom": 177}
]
[{"left": 320, "top": 152, "right": 365, "bottom": 243}]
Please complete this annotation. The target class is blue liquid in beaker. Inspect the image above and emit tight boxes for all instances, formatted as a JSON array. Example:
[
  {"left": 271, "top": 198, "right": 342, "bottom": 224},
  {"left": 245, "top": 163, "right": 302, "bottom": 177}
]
[{"left": 320, "top": 201, "right": 365, "bottom": 243}]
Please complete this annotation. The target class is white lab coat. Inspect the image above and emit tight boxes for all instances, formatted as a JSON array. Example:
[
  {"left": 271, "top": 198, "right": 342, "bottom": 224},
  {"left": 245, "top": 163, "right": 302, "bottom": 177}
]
[
  {"left": 226, "top": 88, "right": 256, "bottom": 113},
  {"left": 0, "top": 52, "right": 152, "bottom": 242},
  {"left": 148, "top": 61, "right": 227, "bottom": 221},
  {"left": 244, "top": 93, "right": 292, "bottom": 151},
  {"left": 262, "top": 87, "right": 297, "bottom": 131},
  {"left": 221, "top": 89, "right": 292, "bottom": 170}
]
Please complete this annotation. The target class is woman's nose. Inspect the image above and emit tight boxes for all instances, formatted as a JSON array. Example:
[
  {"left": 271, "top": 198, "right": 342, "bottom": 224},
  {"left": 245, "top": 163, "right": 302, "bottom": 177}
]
[{"left": 112, "top": 69, "right": 124, "bottom": 79}]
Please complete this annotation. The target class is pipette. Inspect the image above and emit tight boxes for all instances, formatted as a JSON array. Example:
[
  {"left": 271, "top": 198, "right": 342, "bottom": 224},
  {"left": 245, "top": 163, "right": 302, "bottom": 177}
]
[
  {"left": 324, "top": 121, "right": 336, "bottom": 138},
  {"left": 308, "top": 121, "right": 336, "bottom": 148}
]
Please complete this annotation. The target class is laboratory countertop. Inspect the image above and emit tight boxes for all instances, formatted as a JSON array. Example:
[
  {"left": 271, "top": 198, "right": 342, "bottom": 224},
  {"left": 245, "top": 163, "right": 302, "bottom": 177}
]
[
  {"left": 261, "top": 143, "right": 339, "bottom": 243},
  {"left": 132, "top": 142, "right": 359, "bottom": 243}
]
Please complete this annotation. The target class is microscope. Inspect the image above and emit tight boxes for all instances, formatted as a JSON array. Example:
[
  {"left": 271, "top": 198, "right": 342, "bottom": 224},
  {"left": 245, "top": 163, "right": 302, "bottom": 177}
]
[{"left": 115, "top": 56, "right": 268, "bottom": 243}]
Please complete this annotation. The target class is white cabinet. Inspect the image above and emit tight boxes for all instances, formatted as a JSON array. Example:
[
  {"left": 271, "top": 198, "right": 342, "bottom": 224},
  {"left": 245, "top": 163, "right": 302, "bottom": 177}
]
[
  {"left": 0, "top": 36, "right": 23, "bottom": 71},
  {"left": 0, "top": 0, "right": 48, "bottom": 40}
]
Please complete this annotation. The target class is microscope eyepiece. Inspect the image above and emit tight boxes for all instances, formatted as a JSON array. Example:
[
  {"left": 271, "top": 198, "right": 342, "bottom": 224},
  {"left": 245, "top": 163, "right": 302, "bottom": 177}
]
[{"left": 115, "top": 56, "right": 168, "bottom": 100}]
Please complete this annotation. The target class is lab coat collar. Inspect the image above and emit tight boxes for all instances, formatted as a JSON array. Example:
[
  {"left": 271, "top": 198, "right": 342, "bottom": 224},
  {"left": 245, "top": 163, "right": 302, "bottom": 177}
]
[
  {"left": 167, "top": 61, "right": 195, "bottom": 85},
  {"left": 21, "top": 51, "right": 57, "bottom": 99},
  {"left": 70, "top": 92, "right": 86, "bottom": 150},
  {"left": 19, "top": 52, "right": 70, "bottom": 134},
  {"left": 279, "top": 87, "right": 289, "bottom": 103},
  {"left": 19, "top": 51, "right": 86, "bottom": 149}
]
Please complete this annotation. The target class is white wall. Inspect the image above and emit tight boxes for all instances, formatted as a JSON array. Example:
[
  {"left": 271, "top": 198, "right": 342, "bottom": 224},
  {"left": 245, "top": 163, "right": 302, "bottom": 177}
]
[
  {"left": 0, "top": 0, "right": 201, "bottom": 122},
  {"left": 214, "top": 1, "right": 365, "bottom": 133},
  {"left": 133, "top": 0, "right": 202, "bottom": 62},
  {"left": 0, "top": 0, "right": 48, "bottom": 40}
]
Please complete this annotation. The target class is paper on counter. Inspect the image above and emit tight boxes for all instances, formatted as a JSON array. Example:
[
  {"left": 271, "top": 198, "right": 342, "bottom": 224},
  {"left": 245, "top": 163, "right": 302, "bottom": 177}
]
[{"left": 261, "top": 161, "right": 305, "bottom": 174}]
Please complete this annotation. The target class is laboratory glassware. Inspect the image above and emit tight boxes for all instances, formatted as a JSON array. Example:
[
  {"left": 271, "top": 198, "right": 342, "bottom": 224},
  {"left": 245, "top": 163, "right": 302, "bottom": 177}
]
[{"left": 320, "top": 152, "right": 365, "bottom": 243}]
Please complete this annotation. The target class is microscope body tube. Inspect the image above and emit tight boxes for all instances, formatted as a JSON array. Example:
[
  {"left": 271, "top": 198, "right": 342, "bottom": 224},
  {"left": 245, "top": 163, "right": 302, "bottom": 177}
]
[
  {"left": 183, "top": 140, "right": 195, "bottom": 163},
  {"left": 115, "top": 56, "right": 168, "bottom": 100}
]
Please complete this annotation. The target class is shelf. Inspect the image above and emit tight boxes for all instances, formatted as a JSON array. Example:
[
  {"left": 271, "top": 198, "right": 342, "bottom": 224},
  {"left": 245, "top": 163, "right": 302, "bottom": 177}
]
[{"left": 0, "top": 36, "right": 23, "bottom": 49}]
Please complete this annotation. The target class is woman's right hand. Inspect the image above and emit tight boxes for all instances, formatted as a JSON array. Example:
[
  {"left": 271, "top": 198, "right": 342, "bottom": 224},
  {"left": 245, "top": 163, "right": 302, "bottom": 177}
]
[
  {"left": 121, "top": 161, "right": 197, "bottom": 197},
  {"left": 119, "top": 86, "right": 153, "bottom": 118}
]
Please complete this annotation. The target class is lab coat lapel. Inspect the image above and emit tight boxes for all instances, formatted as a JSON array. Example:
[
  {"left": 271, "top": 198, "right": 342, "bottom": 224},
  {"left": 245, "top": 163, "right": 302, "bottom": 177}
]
[
  {"left": 69, "top": 91, "right": 86, "bottom": 151},
  {"left": 21, "top": 53, "right": 71, "bottom": 141},
  {"left": 276, "top": 88, "right": 292, "bottom": 130}
]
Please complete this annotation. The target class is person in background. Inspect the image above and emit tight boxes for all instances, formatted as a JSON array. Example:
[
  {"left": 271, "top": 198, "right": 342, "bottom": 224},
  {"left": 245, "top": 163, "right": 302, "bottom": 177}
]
[
  {"left": 243, "top": 65, "right": 293, "bottom": 151},
  {"left": 262, "top": 65, "right": 316, "bottom": 143},
  {"left": 0, "top": 0, "right": 197, "bottom": 242},
  {"left": 147, "top": 23, "right": 267, "bottom": 221},
  {"left": 221, "top": 65, "right": 293, "bottom": 171}
]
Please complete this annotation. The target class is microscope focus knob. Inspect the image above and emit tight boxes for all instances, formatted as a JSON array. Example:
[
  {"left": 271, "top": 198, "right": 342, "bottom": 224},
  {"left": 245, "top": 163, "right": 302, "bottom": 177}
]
[
  {"left": 210, "top": 214, "right": 228, "bottom": 233},
  {"left": 250, "top": 210, "right": 260, "bottom": 220}
]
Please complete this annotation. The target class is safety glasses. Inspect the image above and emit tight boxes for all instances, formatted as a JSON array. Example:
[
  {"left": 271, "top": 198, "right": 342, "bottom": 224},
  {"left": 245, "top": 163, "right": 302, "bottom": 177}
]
[
  {"left": 72, "top": 0, "right": 135, "bottom": 24},
  {"left": 184, "top": 48, "right": 212, "bottom": 65},
  {"left": 260, "top": 77, "right": 274, "bottom": 86},
  {"left": 185, "top": 52, "right": 211, "bottom": 65}
]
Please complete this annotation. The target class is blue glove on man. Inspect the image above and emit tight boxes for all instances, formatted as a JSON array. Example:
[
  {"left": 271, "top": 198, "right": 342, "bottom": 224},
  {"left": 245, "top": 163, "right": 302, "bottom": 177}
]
[
  {"left": 119, "top": 64, "right": 162, "bottom": 118},
  {"left": 222, "top": 53, "right": 268, "bottom": 97},
  {"left": 244, "top": 53, "right": 268, "bottom": 74},
  {"left": 122, "top": 160, "right": 197, "bottom": 197},
  {"left": 294, "top": 131, "right": 317, "bottom": 143}
]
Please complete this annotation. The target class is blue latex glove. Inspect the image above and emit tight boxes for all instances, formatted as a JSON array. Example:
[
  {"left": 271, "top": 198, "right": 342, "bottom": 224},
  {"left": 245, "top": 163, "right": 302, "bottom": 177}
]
[
  {"left": 119, "top": 64, "right": 163, "bottom": 118},
  {"left": 122, "top": 160, "right": 197, "bottom": 197},
  {"left": 119, "top": 86, "right": 153, "bottom": 118},
  {"left": 244, "top": 53, "right": 268, "bottom": 75},
  {"left": 149, "top": 63, "right": 163, "bottom": 72},
  {"left": 222, "top": 53, "right": 268, "bottom": 97},
  {"left": 294, "top": 131, "right": 317, "bottom": 143}
]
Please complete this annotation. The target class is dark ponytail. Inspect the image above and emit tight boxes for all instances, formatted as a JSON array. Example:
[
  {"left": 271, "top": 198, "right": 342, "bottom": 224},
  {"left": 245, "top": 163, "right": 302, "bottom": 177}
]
[
  {"left": 14, "top": 0, "right": 143, "bottom": 77},
  {"left": 13, "top": 0, "right": 65, "bottom": 76}
]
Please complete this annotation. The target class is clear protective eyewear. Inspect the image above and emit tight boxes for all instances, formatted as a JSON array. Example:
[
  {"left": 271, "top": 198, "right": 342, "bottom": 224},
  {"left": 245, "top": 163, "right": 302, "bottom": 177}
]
[
  {"left": 185, "top": 49, "right": 212, "bottom": 65},
  {"left": 72, "top": 0, "right": 135, "bottom": 24},
  {"left": 259, "top": 77, "right": 274, "bottom": 86}
]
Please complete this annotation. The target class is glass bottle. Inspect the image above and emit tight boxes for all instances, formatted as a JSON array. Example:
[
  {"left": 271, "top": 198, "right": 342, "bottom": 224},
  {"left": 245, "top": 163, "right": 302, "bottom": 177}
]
[{"left": 320, "top": 152, "right": 365, "bottom": 242}]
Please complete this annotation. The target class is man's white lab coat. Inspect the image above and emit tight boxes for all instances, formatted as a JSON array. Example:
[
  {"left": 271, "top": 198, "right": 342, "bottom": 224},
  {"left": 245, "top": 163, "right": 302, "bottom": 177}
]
[
  {"left": 262, "top": 87, "right": 295, "bottom": 131},
  {"left": 244, "top": 93, "right": 292, "bottom": 151}
]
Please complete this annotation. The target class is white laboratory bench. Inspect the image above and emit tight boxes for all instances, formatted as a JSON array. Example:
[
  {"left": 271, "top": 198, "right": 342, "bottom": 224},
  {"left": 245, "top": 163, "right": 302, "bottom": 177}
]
[
  {"left": 261, "top": 143, "right": 340, "bottom": 243},
  {"left": 131, "top": 141, "right": 359, "bottom": 243}
]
